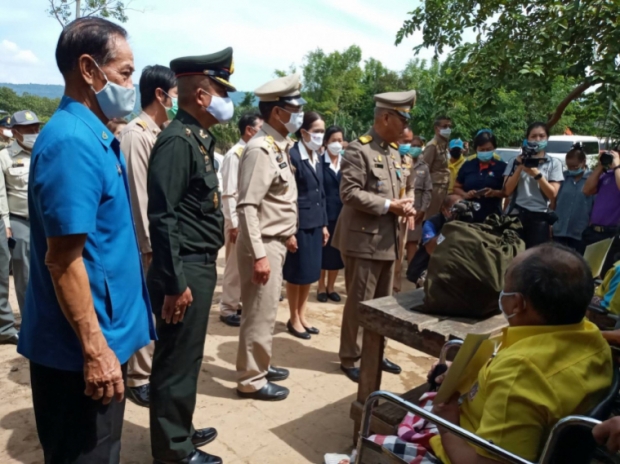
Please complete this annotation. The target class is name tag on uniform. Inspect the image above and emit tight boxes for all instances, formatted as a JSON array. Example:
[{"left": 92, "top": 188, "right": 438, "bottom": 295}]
[
  {"left": 11, "top": 162, "right": 24, "bottom": 168},
  {"left": 374, "top": 163, "right": 384, "bottom": 169},
  {"left": 279, "top": 162, "right": 288, "bottom": 169}
]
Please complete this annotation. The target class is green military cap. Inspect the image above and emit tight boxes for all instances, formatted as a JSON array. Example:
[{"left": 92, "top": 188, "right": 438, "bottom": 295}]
[
  {"left": 170, "top": 47, "right": 236, "bottom": 91},
  {"left": 10, "top": 110, "right": 40, "bottom": 126},
  {"left": 374, "top": 90, "right": 417, "bottom": 120},
  {"left": 254, "top": 73, "right": 307, "bottom": 107}
]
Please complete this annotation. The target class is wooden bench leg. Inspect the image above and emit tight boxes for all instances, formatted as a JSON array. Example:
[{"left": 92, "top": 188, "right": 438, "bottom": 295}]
[{"left": 353, "top": 329, "right": 385, "bottom": 444}]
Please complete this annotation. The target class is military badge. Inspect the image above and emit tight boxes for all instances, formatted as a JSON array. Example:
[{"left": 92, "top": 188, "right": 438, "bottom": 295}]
[
  {"left": 213, "top": 192, "right": 219, "bottom": 208},
  {"left": 185, "top": 128, "right": 191, "bottom": 136},
  {"left": 199, "top": 129, "right": 209, "bottom": 139}
]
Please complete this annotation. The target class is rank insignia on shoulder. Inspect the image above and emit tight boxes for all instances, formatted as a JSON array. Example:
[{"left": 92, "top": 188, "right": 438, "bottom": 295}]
[
  {"left": 390, "top": 142, "right": 398, "bottom": 150},
  {"left": 359, "top": 135, "right": 372, "bottom": 144},
  {"left": 235, "top": 146, "right": 244, "bottom": 157},
  {"left": 185, "top": 128, "right": 191, "bottom": 136},
  {"left": 136, "top": 120, "right": 147, "bottom": 131},
  {"left": 279, "top": 162, "right": 288, "bottom": 169},
  {"left": 199, "top": 129, "right": 209, "bottom": 139}
]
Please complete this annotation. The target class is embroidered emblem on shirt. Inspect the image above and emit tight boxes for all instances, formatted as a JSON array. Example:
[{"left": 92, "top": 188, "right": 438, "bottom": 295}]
[{"left": 102, "top": 132, "right": 109, "bottom": 140}]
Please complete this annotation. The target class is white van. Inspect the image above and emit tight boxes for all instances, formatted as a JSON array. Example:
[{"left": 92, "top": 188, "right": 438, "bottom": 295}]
[{"left": 546, "top": 135, "right": 600, "bottom": 167}]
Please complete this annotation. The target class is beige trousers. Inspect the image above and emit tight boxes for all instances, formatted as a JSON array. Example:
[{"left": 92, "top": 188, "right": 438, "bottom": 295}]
[
  {"left": 220, "top": 224, "right": 241, "bottom": 316},
  {"left": 393, "top": 221, "right": 408, "bottom": 292},
  {"left": 339, "top": 255, "right": 394, "bottom": 368},
  {"left": 128, "top": 260, "right": 154, "bottom": 388},
  {"left": 427, "top": 183, "right": 448, "bottom": 217},
  {"left": 236, "top": 237, "right": 286, "bottom": 392}
]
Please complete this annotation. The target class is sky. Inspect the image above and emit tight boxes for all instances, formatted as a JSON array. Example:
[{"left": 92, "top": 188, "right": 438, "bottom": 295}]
[{"left": 0, "top": 0, "right": 436, "bottom": 91}]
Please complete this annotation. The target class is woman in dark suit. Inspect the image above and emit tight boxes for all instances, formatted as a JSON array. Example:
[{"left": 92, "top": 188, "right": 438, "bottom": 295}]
[
  {"left": 283, "top": 112, "right": 329, "bottom": 339},
  {"left": 317, "top": 126, "right": 345, "bottom": 302}
]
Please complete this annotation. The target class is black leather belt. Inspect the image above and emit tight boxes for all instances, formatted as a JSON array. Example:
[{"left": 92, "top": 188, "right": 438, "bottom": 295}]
[
  {"left": 180, "top": 253, "right": 217, "bottom": 264},
  {"left": 9, "top": 213, "right": 28, "bottom": 221}
]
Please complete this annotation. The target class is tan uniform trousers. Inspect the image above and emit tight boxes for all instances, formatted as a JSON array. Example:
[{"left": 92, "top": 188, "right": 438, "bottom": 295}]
[
  {"left": 128, "top": 260, "right": 155, "bottom": 387},
  {"left": 236, "top": 237, "right": 286, "bottom": 392},
  {"left": 220, "top": 223, "right": 241, "bottom": 316},
  {"left": 393, "top": 221, "right": 408, "bottom": 293},
  {"left": 427, "top": 183, "right": 448, "bottom": 217},
  {"left": 339, "top": 255, "right": 394, "bottom": 368}
]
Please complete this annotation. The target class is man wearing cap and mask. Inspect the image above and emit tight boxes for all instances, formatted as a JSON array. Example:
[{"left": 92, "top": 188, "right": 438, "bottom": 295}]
[
  {"left": 19, "top": 17, "right": 154, "bottom": 462},
  {"left": 235, "top": 74, "right": 303, "bottom": 401},
  {"left": 423, "top": 115, "right": 453, "bottom": 216},
  {"left": 0, "top": 110, "right": 41, "bottom": 313},
  {"left": 147, "top": 48, "right": 235, "bottom": 464},
  {"left": 0, "top": 116, "right": 13, "bottom": 150},
  {"left": 118, "top": 64, "right": 178, "bottom": 409},
  {"left": 332, "top": 91, "right": 417, "bottom": 383}
]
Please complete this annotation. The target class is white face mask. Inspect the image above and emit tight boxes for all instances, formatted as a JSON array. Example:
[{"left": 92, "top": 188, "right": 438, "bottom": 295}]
[
  {"left": 2, "top": 129, "right": 12, "bottom": 138},
  {"left": 498, "top": 290, "right": 518, "bottom": 321},
  {"left": 439, "top": 128, "right": 452, "bottom": 138},
  {"left": 202, "top": 90, "right": 234, "bottom": 123},
  {"left": 305, "top": 131, "right": 324, "bottom": 152},
  {"left": 327, "top": 142, "right": 343, "bottom": 155},
  {"left": 279, "top": 109, "right": 304, "bottom": 134},
  {"left": 16, "top": 132, "right": 38, "bottom": 150}
]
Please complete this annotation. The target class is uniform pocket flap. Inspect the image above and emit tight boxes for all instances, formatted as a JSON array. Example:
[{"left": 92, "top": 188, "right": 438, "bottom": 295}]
[
  {"left": 371, "top": 167, "right": 386, "bottom": 179},
  {"left": 298, "top": 200, "right": 311, "bottom": 209},
  {"left": 348, "top": 221, "right": 379, "bottom": 234},
  {"left": 203, "top": 174, "right": 219, "bottom": 190}
]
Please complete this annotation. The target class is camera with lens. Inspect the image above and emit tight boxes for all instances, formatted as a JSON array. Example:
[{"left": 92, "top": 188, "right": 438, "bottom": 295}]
[
  {"left": 449, "top": 200, "right": 481, "bottom": 222},
  {"left": 600, "top": 151, "right": 614, "bottom": 169},
  {"left": 521, "top": 142, "right": 544, "bottom": 168}
]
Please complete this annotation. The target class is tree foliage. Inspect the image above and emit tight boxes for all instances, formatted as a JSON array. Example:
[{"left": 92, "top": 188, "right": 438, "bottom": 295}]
[
  {"left": 396, "top": 0, "right": 620, "bottom": 128},
  {"left": 0, "top": 87, "right": 60, "bottom": 123},
  {"left": 47, "top": 0, "right": 130, "bottom": 27}
]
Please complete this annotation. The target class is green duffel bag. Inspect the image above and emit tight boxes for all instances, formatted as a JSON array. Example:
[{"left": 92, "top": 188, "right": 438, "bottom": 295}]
[{"left": 422, "top": 214, "right": 525, "bottom": 318}]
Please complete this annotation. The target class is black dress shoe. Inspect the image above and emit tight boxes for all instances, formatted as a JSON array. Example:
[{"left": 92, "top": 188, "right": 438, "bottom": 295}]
[
  {"left": 382, "top": 358, "right": 402, "bottom": 375},
  {"left": 237, "top": 382, "right": 289, "bottom": 401},
  {"left": 266, "top": 366, "right": 289, "bottom": 382},
  {"left": 0, "top": 333, "right": 18, "bottom": 345},
  {"left": 303, "top": 325, "right": 320, "bottom": 335},
  {"left": 192, "top": 427, "right": 217, "bottom": 447},
  {"left": 317, "top": 292, "right": 328, "bottom": 302},
  {"left": 286, "top": 320, "right": 311, "bottom": 340},
  {"left": 340, "top": 365, "right": 360, "bottom": 383},
  {"left": 153, "top": 449, "right": 222, "bottom": 464},
  {"left": 279, "top": 295, "right": 284, "bottom": 301},
  {"left": 220, "top": 313, "right": 241, "bottom": 327},
  {"left": 328, "top": 292, "right": 341, "bottom": 302},
  {"left": 127, "top": 384, "right": 150, "bottom": 408}
]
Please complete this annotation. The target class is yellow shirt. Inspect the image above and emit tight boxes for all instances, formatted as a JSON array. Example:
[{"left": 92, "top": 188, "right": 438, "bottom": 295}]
[
  {"left": 430, "top": 320, "right": 612, "bottom": 463},
  {"left": 448, "top": 156, "right": 466, "bottom": 194},
  {"left": 595, "top": 261, "right": 620, "bottom": 315}
]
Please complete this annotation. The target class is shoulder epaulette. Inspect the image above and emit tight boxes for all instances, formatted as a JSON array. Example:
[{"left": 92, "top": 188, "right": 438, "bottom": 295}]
[
  {"left": 136, "top": 120, "right": 148, "bottom": 131},
  {"left": 235, "top": 146, "right": 244, "bottom": 157},
  {"left": 466, "top": 154, "right": 477, "bottom": 161},
  {"left": 358, "top": 135, "right": 372, "bottom": 144},
  {"left": 492, "top": 153, "right": 502, "bottom": 161},
  {"left": 389, "top": 142, "right": 398, "bottom": 150}
]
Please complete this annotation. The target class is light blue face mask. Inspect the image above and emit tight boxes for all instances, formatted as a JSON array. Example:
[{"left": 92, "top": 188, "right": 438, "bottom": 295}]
[
  {"left": 91, "top": 59, "right": 136, "bottom": 119},
  {"left": 498, "top": 290, "right": 518, "bottom": 321},
  {"left": 477, "top": 151, "right": 494, "bottom": 162},
  {"left": 409, "top": 147, "right": 423, "bottom": 158},
  {"left": 398, "top": 143, "right": 411, "bottom": 156},
  {"left": 567, "top": 168, "right": 584, "bottom": 176}
]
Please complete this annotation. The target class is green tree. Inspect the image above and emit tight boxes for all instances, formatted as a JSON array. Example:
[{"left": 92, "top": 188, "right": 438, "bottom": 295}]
[
  {"left": 397, "top": 0, "right": 620, "bottom": 129},
  {"left": 47, "top": 0, "right": 131, "bottom": 27},
  {"left": 0, "top": 87, "right": 60, "bottom": 123}
]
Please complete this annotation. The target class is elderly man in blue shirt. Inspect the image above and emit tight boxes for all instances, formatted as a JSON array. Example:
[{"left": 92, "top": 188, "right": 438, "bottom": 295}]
[{"left": 17, "top": 17, "right": 154, "bottom": 463}]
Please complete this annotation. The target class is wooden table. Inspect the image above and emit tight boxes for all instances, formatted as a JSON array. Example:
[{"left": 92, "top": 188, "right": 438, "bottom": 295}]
[{"left": 350, "top": 288, "right": 508, "bottom": 441}]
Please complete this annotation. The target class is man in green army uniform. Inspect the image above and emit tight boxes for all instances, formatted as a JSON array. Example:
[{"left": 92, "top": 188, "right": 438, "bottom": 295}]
[{"left": 147, "top": 48, "right": 236, "bottom": 464}]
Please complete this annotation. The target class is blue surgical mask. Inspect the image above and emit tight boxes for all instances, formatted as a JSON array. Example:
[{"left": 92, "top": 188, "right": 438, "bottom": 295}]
[
  {"left": 409, "top": 147, "right": 423, "bottom": 158},
  {"left": 498, "top": 290, "right": 518, "bottom": 321},
  {"left": 91, "top": 59, "right": 136, "bottom": 119},
  {"left": 525, "top": 139, "right": 548, "bottom": 152},
  {"left": 477, "top": 151, "right": 494, "bottom": 162},
  {"left": 567, "top": 168, "right": 584, "bottom": 176},
  {"left": 398, "top": 144, "right": 411, "bottom": 156}
]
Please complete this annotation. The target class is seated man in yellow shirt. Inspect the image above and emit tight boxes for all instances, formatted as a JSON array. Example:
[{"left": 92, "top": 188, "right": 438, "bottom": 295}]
[
  {"left": 594, "top": 260, "right": 620, "bottom": 316},
  {"left": 430, "top": 243, "right": 612, "bottom": 464}
]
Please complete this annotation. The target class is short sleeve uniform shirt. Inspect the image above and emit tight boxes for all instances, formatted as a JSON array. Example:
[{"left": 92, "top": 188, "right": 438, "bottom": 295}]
[{"left": 18, "top": 96, "right": 155, "bottom": 371}]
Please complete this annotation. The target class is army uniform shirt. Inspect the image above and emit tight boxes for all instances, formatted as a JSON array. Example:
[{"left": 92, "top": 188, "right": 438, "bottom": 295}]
[
  {"left": 236, "top": 123, "right": 297, "bottom": 260},
  {"left": 119, "top": 111, "right": 161, "bottom": 255},
  {"left": 147, "top": 109, "right": 224, "bottom": 295},
  {"left": 0, "top": 141, "right": 30, "bottom": 226}
]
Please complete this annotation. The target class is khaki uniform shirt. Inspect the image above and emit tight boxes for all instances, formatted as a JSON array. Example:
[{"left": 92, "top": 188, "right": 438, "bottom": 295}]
[
  {"left": 332, "top": 127, "right": 403, "bottom": 261},
  {"left": 422, "top": 136, "right": 450, "bottom": 186},
  {"left": 0, "top": 141, "right": 31, "bottom": 226},
  {"left": 221, "top": 139, "right": 246, "bottom": 229},
  {"left": 119, "top": 111, "right": 161, "bottom": 254},
  {"left": 237, "top": 123, "right": 297, "bottom": 260},
  {"left": 411, "top": 158, "right": 433, "bottom": 212}
]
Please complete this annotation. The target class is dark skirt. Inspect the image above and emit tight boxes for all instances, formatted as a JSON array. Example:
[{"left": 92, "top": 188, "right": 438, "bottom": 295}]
[
  {"left": 322, "top": 220, "right": 344, "bottom": 271},
  {"left": 283, "top": 226, "right": 323, "bottom": 285}
]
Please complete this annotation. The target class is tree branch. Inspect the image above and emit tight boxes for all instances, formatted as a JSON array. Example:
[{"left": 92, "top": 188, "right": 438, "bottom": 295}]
[
  {"left": 546, "top": 79, "right": 599, "bottom": 129},
  {"left": 48, "top": 0, "right": 66, "bottom": 27}
]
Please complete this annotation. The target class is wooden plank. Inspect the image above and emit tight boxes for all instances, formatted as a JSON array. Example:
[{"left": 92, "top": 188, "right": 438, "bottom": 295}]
[{"left": 355, "top": 329, "right": 385, "bottom": 442}]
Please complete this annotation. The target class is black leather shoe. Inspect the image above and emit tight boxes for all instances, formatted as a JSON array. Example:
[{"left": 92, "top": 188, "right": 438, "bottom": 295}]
[
  {"left": 317, "top": 292, "right": 328, "bottom": 302},
  {"left": 382, "top": 358, "right": 402, "bottom": 375},
  {"left": 0, "top": 333, "right": 18, "bottom": 345},
  {"left": 153, "top": 449, "right": 222, "bottom": 464},
  {"left": 237, "top": 382, "right": 289, "bottom": 401},
  {"left": 340, "top": 365, "right": 360, "bottom": 383},
  {"left": 266, "top": 366, "right": 289, "bottom": 382},
  {"left": 220, "top": 313, "right": 241, "bottom": 327},
  {"left": 192, "top": 427, "right": 217, "bottom": 447},
  {"left": 286, "top": 320, "right": 310, "bottom": 340},
  {"left": 303, "top": 325, "right": 320, "bottom": 335},
  {"left": 279, "top": 295, "right": 284, "bottom": 301},
  {"left": 127, "top": 384, "right": 149, "bottom": 408},
  {"left": 328, "top": 292, "right": 341, "bottom": 302}
]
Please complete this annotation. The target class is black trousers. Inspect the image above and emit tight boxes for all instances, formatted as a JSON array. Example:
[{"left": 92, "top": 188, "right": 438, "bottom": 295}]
[
  {"left": 516, "top": 209, "right": 552, "bottom": 249},
  {"left": 148, "top": 261, "right": 217, "bottom": 461},
  {"left": 30, "top": 361, "right": 127, "bottom": 464},
  {"left": 554, "top": 236, "right": 586, "bottom": 255}
]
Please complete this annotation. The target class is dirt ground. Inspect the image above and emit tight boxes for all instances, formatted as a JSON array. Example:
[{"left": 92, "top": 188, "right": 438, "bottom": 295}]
[{"left": 0, "top": 255, "right": 433, "bottom": 464}]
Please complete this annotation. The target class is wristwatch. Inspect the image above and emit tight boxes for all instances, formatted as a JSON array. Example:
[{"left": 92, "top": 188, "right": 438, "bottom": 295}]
[{"left": 534, "top": 173, "right": 543, "bottom": 180}]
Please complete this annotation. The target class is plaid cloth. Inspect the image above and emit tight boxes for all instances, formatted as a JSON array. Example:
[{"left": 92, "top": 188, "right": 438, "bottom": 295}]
[{"left": 368, "top": 392, "right": 443, "bottom": 464}]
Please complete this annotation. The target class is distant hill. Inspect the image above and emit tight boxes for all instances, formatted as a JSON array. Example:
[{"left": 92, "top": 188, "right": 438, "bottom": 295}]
[{"left": 0, "top": 83, "right": 251, "bottom": 113}]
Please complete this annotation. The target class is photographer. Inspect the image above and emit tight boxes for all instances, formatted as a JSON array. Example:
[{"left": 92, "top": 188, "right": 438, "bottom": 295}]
[
  {"left": 582, "top": 149, "right": 620, "bottom": 249},
  {"left": 503, "top": 122, "right": 564, "bottom": 248}
]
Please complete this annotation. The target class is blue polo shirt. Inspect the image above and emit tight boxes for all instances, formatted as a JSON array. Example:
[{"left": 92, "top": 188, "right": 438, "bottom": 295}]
[
  {"left": 457, "top": 154, "right": 507, "bottom": 222},
  {"left": 18, "top": 96, "right": 155, "bottom": 372}
]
